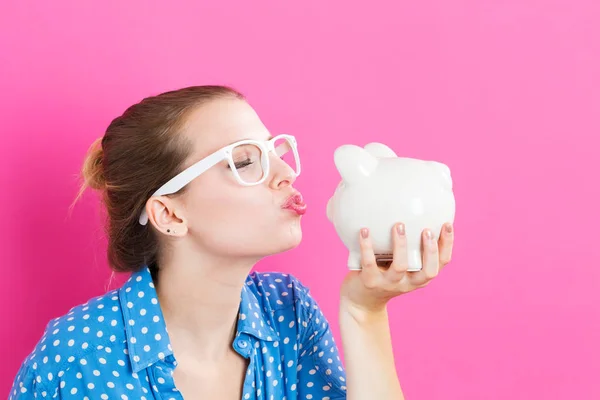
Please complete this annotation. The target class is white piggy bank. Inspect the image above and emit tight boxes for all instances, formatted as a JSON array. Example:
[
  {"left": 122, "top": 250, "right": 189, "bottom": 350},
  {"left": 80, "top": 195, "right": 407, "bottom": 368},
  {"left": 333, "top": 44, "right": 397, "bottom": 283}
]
[{"left": 326, "top": 142, "right": 456, "bottom": 271}]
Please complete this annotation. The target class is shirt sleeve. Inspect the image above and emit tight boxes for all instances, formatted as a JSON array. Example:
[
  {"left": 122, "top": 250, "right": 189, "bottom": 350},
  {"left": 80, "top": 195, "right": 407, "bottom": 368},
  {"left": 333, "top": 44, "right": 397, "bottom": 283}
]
[
  {"left": 295, "top": 278, "right": 347, "bottom": 400},
  {"left": 8, "top": 362, "right": 47, "bottom": 400}
]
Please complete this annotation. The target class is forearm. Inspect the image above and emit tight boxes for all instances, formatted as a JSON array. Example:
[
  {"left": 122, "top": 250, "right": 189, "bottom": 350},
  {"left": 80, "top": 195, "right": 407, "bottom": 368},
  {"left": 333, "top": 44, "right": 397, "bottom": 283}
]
[{"left": 339, "top": 301, "right": 404, "bottom": 400}]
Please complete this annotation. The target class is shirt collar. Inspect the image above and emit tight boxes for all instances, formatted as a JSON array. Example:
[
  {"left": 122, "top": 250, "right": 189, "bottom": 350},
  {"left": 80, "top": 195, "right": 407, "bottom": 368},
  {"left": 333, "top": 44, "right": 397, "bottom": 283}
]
[
  {"left": 118, "top": 266, "right": 276, "bottom": 373},
  {"left": 236, "top": 279, "right": 278, "bottom": 342}
]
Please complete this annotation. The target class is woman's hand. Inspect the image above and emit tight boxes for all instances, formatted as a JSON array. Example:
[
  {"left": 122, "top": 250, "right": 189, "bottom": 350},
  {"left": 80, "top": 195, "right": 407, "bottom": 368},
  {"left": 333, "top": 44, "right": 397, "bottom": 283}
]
[{"left": 340, "top": 222, "right": 454, "bottom": 318}]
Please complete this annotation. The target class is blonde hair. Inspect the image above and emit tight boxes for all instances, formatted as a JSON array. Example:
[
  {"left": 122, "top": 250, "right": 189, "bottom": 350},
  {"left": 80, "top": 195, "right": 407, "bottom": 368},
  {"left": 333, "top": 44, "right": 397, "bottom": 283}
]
[{"left": 77, "top": 137, "right": 105, "bottom": 195}]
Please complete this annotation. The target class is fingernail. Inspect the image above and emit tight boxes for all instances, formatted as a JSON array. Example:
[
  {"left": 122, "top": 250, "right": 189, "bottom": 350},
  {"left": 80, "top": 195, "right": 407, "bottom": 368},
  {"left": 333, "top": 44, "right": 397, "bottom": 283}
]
[
  {"left": 445, "top": 224, "right": 453, "bottom": 234},
  {"left": 360, "top": 228, "right": 369, "bottom": 239},
  {"left": 425, "top": 230, "right": 433, "bottom": 240},
  {"left": 396, "top": 223, "right": 405, "bottom": 235}
]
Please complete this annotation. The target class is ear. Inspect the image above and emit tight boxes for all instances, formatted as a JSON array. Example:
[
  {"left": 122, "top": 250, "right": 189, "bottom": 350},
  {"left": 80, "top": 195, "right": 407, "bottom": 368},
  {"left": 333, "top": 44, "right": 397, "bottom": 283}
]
[
  {"left": 430, "top": 161, "right": 453, "bottom": 190},
  {"left": 333, "top": 144, "right": 378, "bottom": 184},
  {"left": 364, "top": 142, "right": 397, "bottom": 158}
]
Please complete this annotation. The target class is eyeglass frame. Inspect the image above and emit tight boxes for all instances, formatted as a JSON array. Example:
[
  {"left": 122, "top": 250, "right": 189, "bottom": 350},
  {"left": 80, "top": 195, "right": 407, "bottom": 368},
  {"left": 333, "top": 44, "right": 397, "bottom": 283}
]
[{"left": 138, "top": 133, "right": 300, "bottom": 225}]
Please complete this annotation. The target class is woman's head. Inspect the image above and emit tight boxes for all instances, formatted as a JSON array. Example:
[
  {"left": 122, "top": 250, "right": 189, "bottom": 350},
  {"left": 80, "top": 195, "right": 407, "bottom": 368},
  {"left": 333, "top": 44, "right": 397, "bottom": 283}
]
[{"left": 74, "top": 86, "right": 304, "bottom": 277}]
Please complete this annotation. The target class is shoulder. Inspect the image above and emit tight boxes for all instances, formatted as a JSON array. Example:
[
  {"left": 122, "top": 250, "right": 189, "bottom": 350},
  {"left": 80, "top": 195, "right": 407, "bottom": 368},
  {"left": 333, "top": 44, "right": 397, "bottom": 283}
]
[
  {"left": 245, "top": 271, "right": 314, "bottom": 310},
  {"left": 14, "top": 290, "right": 127, "bottom": 388},
  {"left": 245, "top": 271, "right": 327, "bottom": 334},
  {"left": 244, "top": 272, "right": 333, "bottom": 356}
]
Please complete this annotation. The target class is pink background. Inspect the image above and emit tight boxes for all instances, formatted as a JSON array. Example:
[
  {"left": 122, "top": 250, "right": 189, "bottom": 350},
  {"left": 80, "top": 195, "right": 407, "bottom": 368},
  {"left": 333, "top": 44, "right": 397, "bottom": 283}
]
[{"left": 1, "top": 1, "right": 599, "bottom": 398}]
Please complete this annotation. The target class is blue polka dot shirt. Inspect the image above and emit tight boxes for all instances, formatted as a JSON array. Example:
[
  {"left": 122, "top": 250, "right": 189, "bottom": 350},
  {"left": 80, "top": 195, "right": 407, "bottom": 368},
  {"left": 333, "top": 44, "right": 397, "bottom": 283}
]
[{"left": 9, "top": 266, "right": 347, "bottom": 399}]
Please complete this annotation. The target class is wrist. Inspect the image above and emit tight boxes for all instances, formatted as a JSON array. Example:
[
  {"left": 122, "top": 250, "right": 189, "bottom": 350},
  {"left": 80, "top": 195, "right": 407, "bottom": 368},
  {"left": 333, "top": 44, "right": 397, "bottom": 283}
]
[{"left": 339, "top": 297, "right": 389, "bottom": 325}]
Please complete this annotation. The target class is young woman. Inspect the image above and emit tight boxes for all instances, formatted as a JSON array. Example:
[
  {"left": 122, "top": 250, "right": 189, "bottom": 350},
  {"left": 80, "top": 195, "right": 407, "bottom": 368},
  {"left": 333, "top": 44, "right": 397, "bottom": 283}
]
[{"left": 9, "top": 86, "right": 454, "bottom": 399}]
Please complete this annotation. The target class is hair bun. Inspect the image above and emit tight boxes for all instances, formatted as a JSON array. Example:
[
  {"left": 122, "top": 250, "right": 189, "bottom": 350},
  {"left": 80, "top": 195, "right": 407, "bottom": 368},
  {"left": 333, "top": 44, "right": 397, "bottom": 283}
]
[{"left": 81, "top": 137, "right": 106, "bottom": 192}]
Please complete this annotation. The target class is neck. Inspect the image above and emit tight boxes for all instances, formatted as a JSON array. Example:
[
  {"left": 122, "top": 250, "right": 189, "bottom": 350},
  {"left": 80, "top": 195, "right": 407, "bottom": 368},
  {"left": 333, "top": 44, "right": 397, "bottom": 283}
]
[{"left": 155, "top": 250, "right": 260, "bottom": 362}]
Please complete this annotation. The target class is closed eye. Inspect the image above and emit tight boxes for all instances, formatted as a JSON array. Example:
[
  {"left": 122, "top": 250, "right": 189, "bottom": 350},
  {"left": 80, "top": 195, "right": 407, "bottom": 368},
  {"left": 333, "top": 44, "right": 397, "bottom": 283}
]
[{"left": 228, "top": 159, "right": 254, "bottom": 169}]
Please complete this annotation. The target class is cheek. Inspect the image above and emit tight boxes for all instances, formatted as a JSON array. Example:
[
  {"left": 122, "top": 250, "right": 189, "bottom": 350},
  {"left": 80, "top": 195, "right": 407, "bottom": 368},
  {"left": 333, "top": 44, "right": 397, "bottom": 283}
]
[
  {"left": 185, "top": 184, "right": 302, "bottom": 254},
  {"left": 186, "top": 181, "right": 277, "bottom": 227},
  {"left": 189, "top": 194, "right": 294, "bottom": 253}
]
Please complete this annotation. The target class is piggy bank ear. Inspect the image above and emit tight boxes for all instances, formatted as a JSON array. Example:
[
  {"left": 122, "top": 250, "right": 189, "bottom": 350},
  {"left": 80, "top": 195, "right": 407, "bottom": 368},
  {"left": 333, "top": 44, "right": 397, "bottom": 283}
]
[
  {"left": 431, "top": 161, "right": 453, "bottom": 190},
  {"left": 364, "top": 142, "right": 397, "bottom": 158},
  {"left": 334, "top": 144, "right": 378, "bottom": 184}
]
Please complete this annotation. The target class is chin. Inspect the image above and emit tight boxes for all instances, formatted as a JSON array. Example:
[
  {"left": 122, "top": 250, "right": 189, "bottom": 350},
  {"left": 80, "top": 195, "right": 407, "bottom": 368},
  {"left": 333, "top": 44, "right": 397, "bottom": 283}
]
[
  {"left": 271, "top": 218, "right": 303, "bottom": 254},
  {"left": 283, "top": 222, "right": 303, "bottom": 247},
  {"left": 239, "top": 212, "right": 303, "bottom": 257}
]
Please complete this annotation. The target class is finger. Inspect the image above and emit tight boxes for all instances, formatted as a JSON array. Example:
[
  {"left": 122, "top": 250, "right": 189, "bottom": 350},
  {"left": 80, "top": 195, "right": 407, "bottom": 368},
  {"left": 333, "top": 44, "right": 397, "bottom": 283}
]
[
  {"left": 359, "top": 228, "right": 381, "bottom": 281},
  {"left": 387, "top": 223, "right": 409, "bottom": 283},
  {"left": 438, "top": 223, "right": 454, "bottom": 269},
  {"left": 409, "top": 229, "right": 439, "bottom": 286}
]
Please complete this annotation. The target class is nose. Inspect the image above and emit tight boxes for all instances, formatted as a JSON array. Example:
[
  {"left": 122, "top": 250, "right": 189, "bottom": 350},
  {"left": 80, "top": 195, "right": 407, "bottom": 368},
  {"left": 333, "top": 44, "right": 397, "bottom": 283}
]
[{"left": 268, "top": 153, "right": 296, "bottom": 189}]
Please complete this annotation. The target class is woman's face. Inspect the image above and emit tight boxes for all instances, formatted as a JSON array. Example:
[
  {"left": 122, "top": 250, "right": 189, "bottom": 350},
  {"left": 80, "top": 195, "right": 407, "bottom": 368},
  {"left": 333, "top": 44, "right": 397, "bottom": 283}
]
[{"left": 157, "top": 97, "right": 304, "bottom": 260}]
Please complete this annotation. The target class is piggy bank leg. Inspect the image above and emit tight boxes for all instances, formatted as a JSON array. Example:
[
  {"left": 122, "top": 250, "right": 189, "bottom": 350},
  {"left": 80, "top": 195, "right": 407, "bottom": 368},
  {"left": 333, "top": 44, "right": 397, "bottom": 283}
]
[
  {"left": 347, "top": 251, "right": 362, "bottom": 270},
  {"left": 348, "top": 250, "right": 425, "bottom": 271}
]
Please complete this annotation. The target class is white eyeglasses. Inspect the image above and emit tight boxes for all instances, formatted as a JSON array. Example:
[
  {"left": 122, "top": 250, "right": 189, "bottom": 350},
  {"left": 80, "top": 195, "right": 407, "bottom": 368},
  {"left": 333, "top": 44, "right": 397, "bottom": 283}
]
[{"left": 139, "top": 134, "right": 300, "bottom": 225}]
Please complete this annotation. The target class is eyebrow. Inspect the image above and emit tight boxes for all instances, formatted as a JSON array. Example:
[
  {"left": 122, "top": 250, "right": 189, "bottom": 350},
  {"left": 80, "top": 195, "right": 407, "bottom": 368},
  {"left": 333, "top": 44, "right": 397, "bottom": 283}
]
[
  {"left": 221, "top": 134, "right": 273, "bottom": 149},
  {"left": 240, "top": 134, "right": 273, "bottom": 141}
]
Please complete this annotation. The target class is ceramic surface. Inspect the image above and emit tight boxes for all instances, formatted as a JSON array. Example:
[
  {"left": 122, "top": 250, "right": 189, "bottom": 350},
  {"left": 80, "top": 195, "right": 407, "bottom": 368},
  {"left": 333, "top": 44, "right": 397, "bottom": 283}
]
[{"left": 326, "top": 142, "right": 456, "bottom": 271}]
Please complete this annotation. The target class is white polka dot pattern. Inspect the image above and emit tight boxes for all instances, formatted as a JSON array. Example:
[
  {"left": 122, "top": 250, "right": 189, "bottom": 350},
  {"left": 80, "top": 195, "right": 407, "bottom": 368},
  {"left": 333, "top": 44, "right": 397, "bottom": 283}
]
[{"left": 9, "top": 267, "right": 347, "bottom": 399}]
